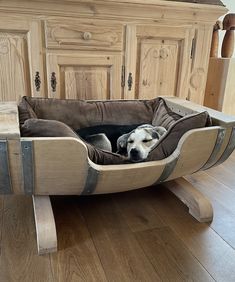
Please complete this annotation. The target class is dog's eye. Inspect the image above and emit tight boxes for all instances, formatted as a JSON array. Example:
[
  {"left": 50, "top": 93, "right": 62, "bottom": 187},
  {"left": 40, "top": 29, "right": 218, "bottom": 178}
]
[
  {"left": 143, "top": 139, "right": 152, "bottom": 143},
  {"left": 128, "top": 140, "right": 134, "bottom": 144}
]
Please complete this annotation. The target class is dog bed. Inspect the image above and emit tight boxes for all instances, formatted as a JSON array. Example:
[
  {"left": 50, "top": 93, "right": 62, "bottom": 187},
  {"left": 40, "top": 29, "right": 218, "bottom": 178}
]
[{"left": 1, "top": 96, "right": 235, "bottom": 254}]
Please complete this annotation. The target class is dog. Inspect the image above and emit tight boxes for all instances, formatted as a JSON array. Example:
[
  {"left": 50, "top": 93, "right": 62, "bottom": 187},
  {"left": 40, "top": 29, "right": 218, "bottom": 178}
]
[
  {"left": 117, "top": 124, "right": 167, "bottom": 162},
  {"left": 77, "top": 124, "right": 142, "bottom": 152}
]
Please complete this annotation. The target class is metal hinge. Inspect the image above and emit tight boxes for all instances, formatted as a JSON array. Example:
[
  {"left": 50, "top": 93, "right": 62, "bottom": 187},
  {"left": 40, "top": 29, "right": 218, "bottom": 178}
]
[
  {"left": 191, "top": 38, "right": 196, "bottom": 59},
  {"left": 121, "top": 65, "right": 125, "bottom": 87}
]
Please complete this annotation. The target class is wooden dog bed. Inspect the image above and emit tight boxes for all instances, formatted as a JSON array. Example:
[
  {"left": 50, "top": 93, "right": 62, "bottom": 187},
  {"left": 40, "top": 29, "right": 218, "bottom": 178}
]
[{"left": 1, "top": 96, "right": 235, "bottom": 254}]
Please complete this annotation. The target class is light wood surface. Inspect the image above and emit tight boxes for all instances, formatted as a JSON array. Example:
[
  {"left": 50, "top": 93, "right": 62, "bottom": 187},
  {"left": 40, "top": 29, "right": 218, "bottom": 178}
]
[
  {"left": 0, "top": 0, "right": 227, "bottom": 103},
  {"left": 1, "top": 151, "right": 235, "bottom": 280},
  {"left": 204, "top": 58, "right": 235, "bottom": 115},
  {"left": 0, "top": 102, "right": 23, "bottom": 194},
  {"left": 164, "top": 96, "right": 235, "bottom": 127},
  {"left": 32, "top": 195, "right": 57, "bottom": 255},
  {"left": 47, "top": 52, "right": 122, "bottom": 100}
]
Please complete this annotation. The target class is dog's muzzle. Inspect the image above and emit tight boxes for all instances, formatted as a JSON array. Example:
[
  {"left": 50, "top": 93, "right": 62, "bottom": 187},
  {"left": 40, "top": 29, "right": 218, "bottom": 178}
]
[{"left": 130, "top": 148, "right": 141, "bottom": 162}]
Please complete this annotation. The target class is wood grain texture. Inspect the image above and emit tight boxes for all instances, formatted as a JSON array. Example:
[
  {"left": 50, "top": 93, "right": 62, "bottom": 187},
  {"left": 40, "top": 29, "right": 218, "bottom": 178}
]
[
  {"left": 49, "top": 196, "right": 107, "bottom": 282},
  {"left": 32, "top": 195, "right": 57, "bottom": 255},
  {"left": 149, "top": 185, "right": 235, "bottom": 282},
  {"left": 0, "top": 196, "right": 53, "bottom": 282},
  {"left": 46, "top": 52, "right": 122, "bottom": 100},
  {"left": 45, "top": 18, "right": 123, "bottom": 51},
  {"left": 135, "top": 227, "right": 214, "bottom": 282},
  {"left": 204, "top": 58, "right": 235, "bottom": 115},
  {"left": 79, "top": 195, "right": 162, "bottom": 281},
  {"left": 0, "top": 151, "right": 235, "bottom": 280}
]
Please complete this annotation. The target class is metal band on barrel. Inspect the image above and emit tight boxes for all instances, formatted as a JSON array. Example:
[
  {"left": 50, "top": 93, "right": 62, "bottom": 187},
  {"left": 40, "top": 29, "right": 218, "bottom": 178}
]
[
  {"left": 0, "top": 140, "right": 12, "bottom": 194},
  {"left": 154, "top": 156, "right": 179, "bottom": 185},
  {"left": 81, "top": 165, "right": 99, "bottom": 195},
  {"left": 201, "top": 128, "right": 226, "bottom": 170},
  {"left": 213, "top": 127, "right": 235, "bottom": 167},
  {"left": 21, "top": 140, "right": 34, "bottom": 195}
]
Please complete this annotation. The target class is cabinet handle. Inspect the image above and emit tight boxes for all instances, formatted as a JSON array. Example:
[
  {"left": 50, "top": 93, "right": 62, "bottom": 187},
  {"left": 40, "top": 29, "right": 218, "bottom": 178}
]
[
  {"left": 83, "top": 32, "right": 92, "bottom": 40},
  {"left": 127, "top": 73, "right": 133, "bottom": 91},
  {"left": 50, "top": 72, "right": 57, "bottom": 92},
  {"left": 34, "top": 71, "right": 41, "bottom": 92}
]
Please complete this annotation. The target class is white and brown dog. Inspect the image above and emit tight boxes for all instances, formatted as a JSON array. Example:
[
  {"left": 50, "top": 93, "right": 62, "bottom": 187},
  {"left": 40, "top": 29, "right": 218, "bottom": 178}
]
[{"left": 117, "top": 124, "right": 167, "bottom": 162}]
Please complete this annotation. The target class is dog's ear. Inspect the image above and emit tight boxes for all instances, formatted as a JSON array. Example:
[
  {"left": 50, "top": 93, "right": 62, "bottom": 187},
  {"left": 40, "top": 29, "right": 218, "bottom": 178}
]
[
  {"left": 116, "top": 132, "right": 131, "bottom": 155},
  {"left": 152, "top": 126, "right": 167, "bottom": 138}
]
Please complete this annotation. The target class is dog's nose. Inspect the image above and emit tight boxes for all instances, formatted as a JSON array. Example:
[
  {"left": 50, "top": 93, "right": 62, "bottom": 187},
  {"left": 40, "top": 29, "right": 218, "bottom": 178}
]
[{"left": 130, "top": 148, "right": 139, "bottom": 157}]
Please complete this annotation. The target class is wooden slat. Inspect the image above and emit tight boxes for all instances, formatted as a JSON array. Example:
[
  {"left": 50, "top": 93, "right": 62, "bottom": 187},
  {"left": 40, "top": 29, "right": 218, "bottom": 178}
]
[
  {"left": 32, "top": 196, "right": 57, "bottom": 255},
  {"left": 135, "top": 227, "right": 214, "bottom": 281},
  {"left": 0, "top": 196, "right": 53, "bottom": 281},
  {"left": 49, "top": 196, "right": 107, "bottom": 282},
  {"left": 79, "top": 195, "right": 162, "bottom": 281}
]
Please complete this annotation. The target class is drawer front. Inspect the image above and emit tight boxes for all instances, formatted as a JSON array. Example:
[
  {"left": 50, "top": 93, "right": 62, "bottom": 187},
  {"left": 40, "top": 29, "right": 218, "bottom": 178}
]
[{"left": 45, "top": 19, "right": 123, "bottom": 51}]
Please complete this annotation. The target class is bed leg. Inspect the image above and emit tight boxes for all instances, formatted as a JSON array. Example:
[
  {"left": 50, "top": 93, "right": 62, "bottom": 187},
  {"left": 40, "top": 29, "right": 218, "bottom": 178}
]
[
  {"left": 162, "top": 177, "right": 213, "bottom": 222},
  {"left": 32, "top": 195, "right": 57, "bottom": 255}
]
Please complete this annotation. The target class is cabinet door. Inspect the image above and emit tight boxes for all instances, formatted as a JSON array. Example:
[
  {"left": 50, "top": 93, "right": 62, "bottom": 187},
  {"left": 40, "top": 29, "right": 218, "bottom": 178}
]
[
  {"left": 125, "top": 24, "right": 194, "bottom": 100},
  {"left": 46, "top": 53, "right": 122, "bottom": 100},
  {"left": 0, "top": 17, "right": 44, "bottom": 101}
]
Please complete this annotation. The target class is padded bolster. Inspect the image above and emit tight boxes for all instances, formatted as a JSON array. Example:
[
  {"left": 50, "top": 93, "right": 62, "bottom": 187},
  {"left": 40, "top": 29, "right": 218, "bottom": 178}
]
[
  {"left": 20, "top": 119, "right": 79, "bottom": 138},
  {"left": 147, "top": 111, "right": 210, "bottom": 161},
  {"left": 20, "top": 119, "right": 127, "bottom": 165},
  {"left": 18, "top": 96, "right": 160, "bottom": 130}
]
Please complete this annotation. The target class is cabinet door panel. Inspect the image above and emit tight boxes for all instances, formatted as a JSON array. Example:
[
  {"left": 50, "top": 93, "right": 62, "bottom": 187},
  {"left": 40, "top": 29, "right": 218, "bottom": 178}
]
[
  {"left": 125, "top": 24, "right": 194, "bottom": 100},
  {"left": 139, "top": 39, "right": 179, "bottom": 99},
  {"left": 63, "top": 66, "right": 109, "bottom": 100},
  {"left": 0, "top": 33, "right": 30, "bottom": 101},
  {"left": 0, "top": 18, "right": 44, "bottom": 101},
  {"left": 47, "top": 53, "right": 122, "bottom": 100}
]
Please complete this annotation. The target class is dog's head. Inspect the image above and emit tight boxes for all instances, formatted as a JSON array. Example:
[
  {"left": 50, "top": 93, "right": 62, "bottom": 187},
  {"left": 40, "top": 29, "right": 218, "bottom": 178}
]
[{"left": 117, "top": 124, "right": 167, "bottom": 162}]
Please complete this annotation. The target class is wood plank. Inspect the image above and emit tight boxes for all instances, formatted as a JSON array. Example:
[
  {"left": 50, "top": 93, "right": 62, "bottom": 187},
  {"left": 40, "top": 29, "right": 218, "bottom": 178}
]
[
  {"left": 135, "top": 227, "right": 214, "bottom": 282},
  {"left": 49, "top": 196, "right": 107, "bottom": 282},
  {"left": 113, "top": 188, "right": 166, "bottom": 232},
  {"left": 0, "top": 196, "right": 53, "bottom": 282},
  {"left": 32, "top": 196, "right": 57, "bottom": 255},
  {"left": 147, "top": 186, "right": 235, "bottom": 282},
  {"left": 204, "top": 165, "right": 235, "bottom": 191},
  {"left": 79, "top": 195, "right": 162, "bottom": 281}
]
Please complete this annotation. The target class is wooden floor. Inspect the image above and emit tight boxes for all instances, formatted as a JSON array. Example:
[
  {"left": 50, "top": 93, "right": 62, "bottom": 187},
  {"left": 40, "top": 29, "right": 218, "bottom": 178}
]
[{"left": 1, "top": 153, "right": 235, "bottom": 281}]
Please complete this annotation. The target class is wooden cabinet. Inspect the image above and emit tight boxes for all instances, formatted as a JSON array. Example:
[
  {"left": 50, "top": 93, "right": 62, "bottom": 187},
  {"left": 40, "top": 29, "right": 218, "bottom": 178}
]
[
  {"left": 0, "top": 0, "right": 227, "bottom": 104},
  {"left": 0, "top": 17, "right": 44, "bottom": 101},
  {"left": 125, "top": 25, "right": 194, "bottom": 100},
  {"left": 46, "top": 53, "right": 122, "bottom": 99}
]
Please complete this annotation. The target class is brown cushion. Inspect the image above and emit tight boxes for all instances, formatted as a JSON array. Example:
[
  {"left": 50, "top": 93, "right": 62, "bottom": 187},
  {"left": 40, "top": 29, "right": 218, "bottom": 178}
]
[
  {"left": 20, "top": 118, "right": 79, "bottom": 138},
  {"left": 20, "top": 118, "right": 127, "bottom": 165},
  {"left": 147, "top": 111, "right": 210, "bottom": 161},
  {"left": 18, "top": 98, "right": 37, "bottom": 125},
  {"left": 152, "top": 99, "right": 181, "bottom": 129},
  {"left": 20, "top": 96, "right": 160, "bottom": 130}
]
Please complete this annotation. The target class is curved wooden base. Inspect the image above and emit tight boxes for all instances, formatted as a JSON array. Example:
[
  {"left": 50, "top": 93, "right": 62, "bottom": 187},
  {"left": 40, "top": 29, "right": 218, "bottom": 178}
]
[
  {"left": 162, "top": 177, "right": 213, "bottom": 222},
  {"left": 32, "top": 195, "right": 57, "bottom": 255}
]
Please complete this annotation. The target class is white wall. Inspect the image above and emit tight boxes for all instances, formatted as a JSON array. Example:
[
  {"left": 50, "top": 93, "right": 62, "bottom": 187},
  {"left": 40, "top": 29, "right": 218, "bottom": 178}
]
[{"left": 219, "top": 0, "right": 235, "bottom": 57}]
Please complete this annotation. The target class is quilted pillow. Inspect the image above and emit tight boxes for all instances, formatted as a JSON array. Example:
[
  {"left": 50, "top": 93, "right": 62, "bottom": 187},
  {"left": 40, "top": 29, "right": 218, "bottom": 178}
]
[{"left": 147, "top": 111, "right": 209, "bottom": 161}]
